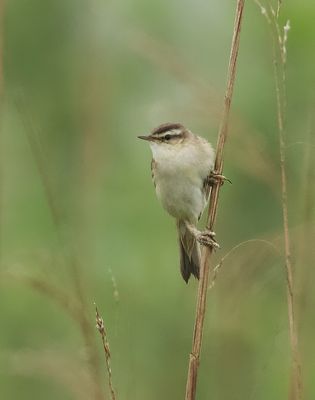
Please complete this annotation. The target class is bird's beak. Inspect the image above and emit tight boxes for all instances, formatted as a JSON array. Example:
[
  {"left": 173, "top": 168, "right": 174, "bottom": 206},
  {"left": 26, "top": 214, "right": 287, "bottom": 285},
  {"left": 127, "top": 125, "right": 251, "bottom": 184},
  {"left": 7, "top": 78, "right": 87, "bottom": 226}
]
[{"left": 137, "top": 135, "right": 154, "bottom": 142}]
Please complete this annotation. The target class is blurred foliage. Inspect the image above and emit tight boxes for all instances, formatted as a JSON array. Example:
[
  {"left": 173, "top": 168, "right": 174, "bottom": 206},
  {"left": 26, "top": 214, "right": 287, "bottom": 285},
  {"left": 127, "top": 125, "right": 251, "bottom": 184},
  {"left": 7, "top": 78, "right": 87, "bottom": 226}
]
[{"left": 0, "top": 0, "right": 315, "bottom": 399}]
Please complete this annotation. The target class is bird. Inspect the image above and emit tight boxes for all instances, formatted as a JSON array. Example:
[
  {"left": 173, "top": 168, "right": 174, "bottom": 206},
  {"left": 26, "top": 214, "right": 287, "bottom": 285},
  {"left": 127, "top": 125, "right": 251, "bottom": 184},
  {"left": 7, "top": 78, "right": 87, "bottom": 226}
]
[{"left": 138, "top": 122, "right": 222, "bottom": 283}]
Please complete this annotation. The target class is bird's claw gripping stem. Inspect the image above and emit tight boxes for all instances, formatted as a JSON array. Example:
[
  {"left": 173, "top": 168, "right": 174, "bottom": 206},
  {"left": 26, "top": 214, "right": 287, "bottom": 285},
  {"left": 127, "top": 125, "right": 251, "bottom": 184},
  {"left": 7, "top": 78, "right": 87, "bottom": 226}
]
[
  {"left": 207, "top": 170, "right": 232, "bottom": 186},
  {"left": 185, "top": 222, "right": 220, "bottom": 250},
  {"left": 196, "top": 229, "right": 220, "bottom": 249}
]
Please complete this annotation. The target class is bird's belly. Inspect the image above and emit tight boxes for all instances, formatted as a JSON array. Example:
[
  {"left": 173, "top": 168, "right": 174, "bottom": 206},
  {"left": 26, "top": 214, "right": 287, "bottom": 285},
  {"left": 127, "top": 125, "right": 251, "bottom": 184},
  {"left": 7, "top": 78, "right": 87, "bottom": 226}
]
[{"left": 156, "top": 175, "right": 205, "bottom": 223}]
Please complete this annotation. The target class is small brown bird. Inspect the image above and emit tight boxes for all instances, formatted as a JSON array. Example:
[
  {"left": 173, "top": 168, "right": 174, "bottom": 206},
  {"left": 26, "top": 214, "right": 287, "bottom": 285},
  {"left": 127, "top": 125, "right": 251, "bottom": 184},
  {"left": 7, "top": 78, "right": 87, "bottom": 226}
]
[{"left": 138, "top": 123, "right": 220, "bottom": 283}]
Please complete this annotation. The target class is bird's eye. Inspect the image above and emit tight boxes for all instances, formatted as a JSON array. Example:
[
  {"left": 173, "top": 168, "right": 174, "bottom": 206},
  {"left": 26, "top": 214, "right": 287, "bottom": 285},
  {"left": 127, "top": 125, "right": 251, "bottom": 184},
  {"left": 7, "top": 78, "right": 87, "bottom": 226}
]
[{"left": 164, "top": 134, "right": 171, "bottom": 141}]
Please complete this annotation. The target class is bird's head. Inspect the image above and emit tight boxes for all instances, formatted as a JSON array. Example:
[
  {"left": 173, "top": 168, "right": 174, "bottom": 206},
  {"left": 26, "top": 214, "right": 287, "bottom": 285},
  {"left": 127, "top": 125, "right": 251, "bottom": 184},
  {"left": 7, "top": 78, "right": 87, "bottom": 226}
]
[{"left": 138, "top": 123, "right": 190, "bottom": 147}]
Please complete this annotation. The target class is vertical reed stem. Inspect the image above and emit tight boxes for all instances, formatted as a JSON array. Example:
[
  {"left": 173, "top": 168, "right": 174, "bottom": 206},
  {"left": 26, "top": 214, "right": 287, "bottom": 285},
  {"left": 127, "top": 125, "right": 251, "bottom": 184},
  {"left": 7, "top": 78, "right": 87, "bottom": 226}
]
[
  {"left": 272, "top": 28, "right": 303, "bottom": 400},
  {"left": 184, "top": 2, "right": 245, "bottom": 399},
  {"left": 254, "top": 3, "right": 303, "bottom": 396}
]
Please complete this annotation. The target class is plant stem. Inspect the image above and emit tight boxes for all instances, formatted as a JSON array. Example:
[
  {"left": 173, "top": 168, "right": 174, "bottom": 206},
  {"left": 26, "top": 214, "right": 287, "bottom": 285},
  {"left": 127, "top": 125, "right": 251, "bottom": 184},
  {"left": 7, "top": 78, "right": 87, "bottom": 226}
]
[
  {"left": 95, "top": 305, "right": 117, "bottom": 400},
  {"left": 184, "top": 2, "right": 245, "bottom": 399},
  {"left": 272, "top": 29, "right": 303, "bottom": 400},
  {"left": 254, "top": 3, "right": 303, "bottom": 397},
  {"left": 17, "top": 106, "right": 104, "bottom": 400}
]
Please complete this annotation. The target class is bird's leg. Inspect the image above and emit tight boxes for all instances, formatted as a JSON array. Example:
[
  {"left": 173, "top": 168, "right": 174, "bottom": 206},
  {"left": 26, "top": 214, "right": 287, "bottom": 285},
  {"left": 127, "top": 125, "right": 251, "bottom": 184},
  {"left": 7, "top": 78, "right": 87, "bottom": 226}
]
[
  {"left": 207, "top": 170, "right": 232, "bottom": 186},
  {"left": 184, "top": 222, "right": 220, "bottom": 249}
]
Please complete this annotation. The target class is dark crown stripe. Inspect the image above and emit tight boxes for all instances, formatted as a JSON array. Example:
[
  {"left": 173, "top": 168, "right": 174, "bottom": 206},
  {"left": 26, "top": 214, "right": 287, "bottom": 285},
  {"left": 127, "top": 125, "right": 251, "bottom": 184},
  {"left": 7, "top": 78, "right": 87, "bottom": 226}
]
[{"left": 151, "top": 122, "right": 184, "bottom": 135}]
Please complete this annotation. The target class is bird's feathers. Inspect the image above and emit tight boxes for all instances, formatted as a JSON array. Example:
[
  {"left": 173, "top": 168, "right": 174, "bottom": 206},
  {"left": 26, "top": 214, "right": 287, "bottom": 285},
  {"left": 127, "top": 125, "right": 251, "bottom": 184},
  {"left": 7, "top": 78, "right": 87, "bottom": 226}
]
[
  {"left": 151, "top": 158, "right": 157, "bottom": 188},
  {"left": 177, "top": 220, "right": 200, "bottom": 282},
  {"left": 149, "top": 136, "right": 214, "bottom": 223},
  {"left": 142, "top": 123, "right": 215, "bottom": 282},
  {"left": 151, "top": 122, "right": 184, "bottom": 135}
]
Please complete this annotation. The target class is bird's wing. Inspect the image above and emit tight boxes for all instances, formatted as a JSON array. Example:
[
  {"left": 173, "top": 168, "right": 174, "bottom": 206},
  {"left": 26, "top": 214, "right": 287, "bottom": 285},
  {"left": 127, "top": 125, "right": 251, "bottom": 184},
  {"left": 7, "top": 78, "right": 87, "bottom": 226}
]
[
  {"left": 177, "top": 220, "right": 200, "bottom": 282},
  {"left": 151, "top": 158, "right": 157, "bottom": 188},
  {"left": 202, "top": 176, "right": 211, "bottom": 200},
  {"left": 198, "top": 176, "right": 212, "bottom": 221}
]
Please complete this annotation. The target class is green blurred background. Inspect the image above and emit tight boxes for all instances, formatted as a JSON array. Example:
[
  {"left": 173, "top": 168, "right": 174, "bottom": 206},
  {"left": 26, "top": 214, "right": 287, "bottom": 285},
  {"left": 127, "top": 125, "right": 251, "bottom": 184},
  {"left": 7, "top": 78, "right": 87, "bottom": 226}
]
[{"left": 0, "top": 0, "right": 314, "bottom": 399}]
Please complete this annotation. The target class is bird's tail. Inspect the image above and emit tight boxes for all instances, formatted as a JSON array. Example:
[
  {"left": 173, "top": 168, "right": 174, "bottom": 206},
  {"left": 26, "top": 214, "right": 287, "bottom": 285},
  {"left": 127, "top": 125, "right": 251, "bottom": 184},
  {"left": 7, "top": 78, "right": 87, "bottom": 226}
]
[{"left": 177, "top": 220, "right": 201, "bottom": 283}]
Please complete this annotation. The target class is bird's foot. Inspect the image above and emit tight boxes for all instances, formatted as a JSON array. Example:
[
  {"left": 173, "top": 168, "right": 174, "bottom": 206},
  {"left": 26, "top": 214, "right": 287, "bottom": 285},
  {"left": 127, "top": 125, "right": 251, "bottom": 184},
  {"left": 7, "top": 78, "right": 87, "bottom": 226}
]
[
  {"left": 207, "top": 170, "right": 232, "bottom": 186},
  {"left": 184, "top": 222, "right": 220, "bottom": 250},
  {"left": 196, "top": 229, "right": 220, "bottom": 249}
]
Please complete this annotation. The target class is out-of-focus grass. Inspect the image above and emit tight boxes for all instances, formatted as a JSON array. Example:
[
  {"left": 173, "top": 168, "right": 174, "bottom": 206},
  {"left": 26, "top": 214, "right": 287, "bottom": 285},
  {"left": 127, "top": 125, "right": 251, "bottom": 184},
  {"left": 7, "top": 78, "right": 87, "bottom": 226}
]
[{"left": 0, "top": 1, "right": 315, "bottom": 399}]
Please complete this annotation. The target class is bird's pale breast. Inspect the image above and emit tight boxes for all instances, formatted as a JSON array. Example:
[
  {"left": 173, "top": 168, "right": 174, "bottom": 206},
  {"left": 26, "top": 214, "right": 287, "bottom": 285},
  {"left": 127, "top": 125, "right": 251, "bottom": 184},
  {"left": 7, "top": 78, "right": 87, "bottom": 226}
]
[{"left": 150, "top": 139, "right": 214, "bottom": 223}]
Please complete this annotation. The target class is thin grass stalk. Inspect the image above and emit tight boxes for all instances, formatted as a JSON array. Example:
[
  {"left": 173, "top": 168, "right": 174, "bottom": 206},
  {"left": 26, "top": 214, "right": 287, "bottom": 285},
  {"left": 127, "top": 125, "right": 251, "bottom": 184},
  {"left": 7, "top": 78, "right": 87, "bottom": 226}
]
[
  {"left": 95, "top": 305, "right": 117, "bottom": 400},
  {"left": 254, "top": 2, "right": 302, "bottom": 398},
  {"left": 184, "top": 1, "right": 245, "bottom": 399},
  {"left": 0, "top": 0, "right": 4, "bottom": 103},
  {"left": 0, "top": 0, "right": 5, "bottom": 267},
  {"left": 272, "top": 26, "right": 303, "bottom": 400},
  {"left": 16, "top": 105, "right": 104, "bottom": 400},
  {"left": 297, "top": 113, "right": 315, "bottom": 322}
]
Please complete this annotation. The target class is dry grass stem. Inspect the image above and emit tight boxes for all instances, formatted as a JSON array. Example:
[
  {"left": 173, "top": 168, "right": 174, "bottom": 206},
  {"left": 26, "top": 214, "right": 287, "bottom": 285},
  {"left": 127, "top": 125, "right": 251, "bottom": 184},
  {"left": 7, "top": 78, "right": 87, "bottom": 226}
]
[
  {"left": 0, "top": 0, "right": 4, "bottom": 105},
  {"left": 254, "top": 2, "right": 303, "bottom": 399},
  {"left": 184, "top": 1, "right": 245, "bottom": 399},
  {"left": 16, "top": 102, "right": 62, "bottom": 228},
  {"left": 16, "top": 102, "right": 104, "bottom": 400},
  {"left": 209, "top": 238, "right": 280, "bottom": 289},
  {"left": 6, "top": 271, "right": 82, "bottom": 322},
  {"left": 8, "top": 349, "right": 93, "bottom": 400},
  {"left": 0, "top": 0, "right": 4, "bottom": 267},
  {"left": 273, "top": 30, "right": 303, "bottom": 400},
  {"left": 127, "top": 29, "right": 220, "bottom": 113},
  {"left": 95, "top": 304, "right": 117, "bottom": 400},
  {"left": 297, "top": 113, "right": 315, "bottom": 321}
]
